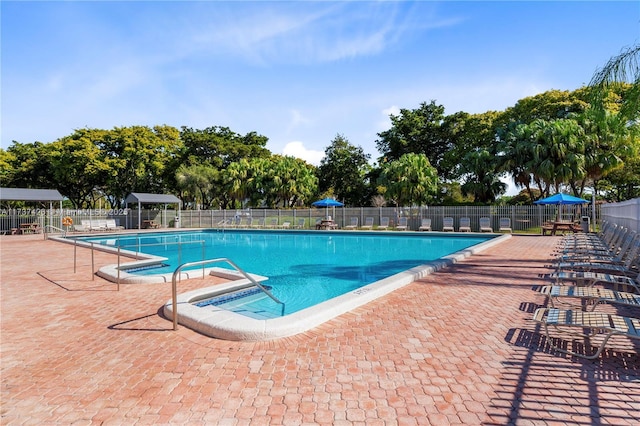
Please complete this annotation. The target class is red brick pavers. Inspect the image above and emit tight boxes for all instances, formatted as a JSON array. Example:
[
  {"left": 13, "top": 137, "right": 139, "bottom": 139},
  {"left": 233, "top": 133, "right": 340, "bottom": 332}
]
[{"left": 1, "top": 233, "right": 639, "bottom": 425}]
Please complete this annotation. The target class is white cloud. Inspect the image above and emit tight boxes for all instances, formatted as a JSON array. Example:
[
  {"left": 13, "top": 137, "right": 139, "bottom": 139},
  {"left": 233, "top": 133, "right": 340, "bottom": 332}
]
[
  {"left": 282, "top": 141, "right": 325, "bottom": 166},
  {"left": 377, "top": 105, "right": 400, "bottom": 130},
  {"left": 286, "top": 109, "right": 312, "bottom": 133}
]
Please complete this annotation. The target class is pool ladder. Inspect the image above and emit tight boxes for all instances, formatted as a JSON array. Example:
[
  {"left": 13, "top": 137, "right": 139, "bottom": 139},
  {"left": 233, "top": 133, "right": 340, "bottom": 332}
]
[{"left": 170, "top": 257, "right": 284, "bottom": 330}]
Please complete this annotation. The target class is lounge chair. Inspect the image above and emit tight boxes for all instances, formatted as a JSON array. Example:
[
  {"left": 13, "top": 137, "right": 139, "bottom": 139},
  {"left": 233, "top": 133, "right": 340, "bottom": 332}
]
[
  {"left": 533, "top": 307, "right": 640, "bottom": 359},
  {"left": 268, "top": 219, "right": 279, "bottom": 228},
  {"left": 552, "top": 236, "right": 640, "bottom": 275},
  {"left": 459, "top": 217, "right": 471, "bottom": 232},
  {"left": 442, "top": 217, "right": 454, "bottom": 232},
  {"left": 252, "top": 218, "right": 265, "bottom": 228},
  {"left": 499, "top": 218, "right": 512, "bottom": 233},
  {"left": 479, "top": 217, "right": 493, "bottom": 233},
  {"left": 361, "top": 217, "right": 374, "bottom": 230},
  {"left": 418, "top": 218, "right": 432, "bottom": 231},
  {"left": 396, "top": 217, "right": 408, "bottom": 231},
  {"left": 295, "top": 218, "right": 306, "bottom": 229},
  {"left": 279, "top": 222, "right": 291, "bottom": 229},
  {"left": 554, "top": 230, "right": 637, "bottom": 263},
  {"left": 105, "top": 219, "right": 124, "bottom": 231},
  {"left": 73, "top": 223, "right": 89, "bottom": 232},
  {"left": 344, "top": 217, "right": 358, "bottom": 230},
  {"left": 538, "top": 285, "right": 640, "bottom": 311},
  {"left": 377, "top": 217, "right": 389, "bottom": 230},
  {"left": 547, "top": 270, "right": 640, "bottom": 294}
]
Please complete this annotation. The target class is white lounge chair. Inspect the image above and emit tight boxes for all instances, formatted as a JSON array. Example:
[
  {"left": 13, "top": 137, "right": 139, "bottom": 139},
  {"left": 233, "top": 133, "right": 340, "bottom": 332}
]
[
  {"left": 361, "top": 217, "right": 374, "bottom": 230},
  {"left": 499, "top": 218, "right": 512, "bottom": 233},
  {"left": 442, "top": 217, "right": 454, "bottom": 232},
  {"left": 377, "top": 217, "right": 389, "bottom": 230},
  {"left": 344, "top": 217, "right": 358, "bottom": 230},
  {"left": 396, "top": 217, "right": 408, "bottom": 231},
  {"left": 418, "top": 218, "right": 432, "bottom": 231},
  {"left": 459, "top": 217, "right": 471, "bottom": 232},
  {"left": 279, "top": 222, "right": 291, "bottom": 229},
  {"left": 105, "top": 219, "right": 124, "bottom": 231},
  {"left": 479, "top": 217, "right": 493, "bottom": 232}
]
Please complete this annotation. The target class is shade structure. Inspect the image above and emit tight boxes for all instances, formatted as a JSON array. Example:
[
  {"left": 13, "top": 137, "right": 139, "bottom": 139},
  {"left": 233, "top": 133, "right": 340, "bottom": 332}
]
[
  {"left": 534, "top": 193, "right": 589, "bottom": 222},
  {"left": 311, "top": 198, "right": 344, "bottom": 208},
  {"left": 312, "top": 197, "right": 344, "bottom": 218},
  {"left": 534, "top": 193, "right": 589, "bottom": 205}
]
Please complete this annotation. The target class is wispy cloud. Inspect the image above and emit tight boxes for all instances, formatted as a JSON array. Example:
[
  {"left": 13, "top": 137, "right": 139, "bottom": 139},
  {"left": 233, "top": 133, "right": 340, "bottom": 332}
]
[{"left": 183, "top": 2, "right": 453, "bottom": 65}]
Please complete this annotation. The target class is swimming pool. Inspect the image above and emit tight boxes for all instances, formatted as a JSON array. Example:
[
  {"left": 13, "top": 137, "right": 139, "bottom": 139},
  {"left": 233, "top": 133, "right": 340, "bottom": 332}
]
[
  {"left": 73, "top": 229, "right": 510, "bottom": 340},
  {"left": 82, "top": 230, "right": 490, "bottom": 312}
]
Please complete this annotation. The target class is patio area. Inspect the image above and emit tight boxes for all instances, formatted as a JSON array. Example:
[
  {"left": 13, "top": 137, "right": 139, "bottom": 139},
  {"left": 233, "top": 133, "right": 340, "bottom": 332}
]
[{"left": 1, "top": 233, "right": 639, "bottom": 425}]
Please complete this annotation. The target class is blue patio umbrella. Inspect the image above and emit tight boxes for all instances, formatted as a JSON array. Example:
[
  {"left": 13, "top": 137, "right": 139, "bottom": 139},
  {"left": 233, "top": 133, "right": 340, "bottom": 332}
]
[
  {"left": 312, "top": 197, "right": 344, "bottom": 217},
  {"left": 534, "top": 193, "right": 588, "bottom": 221},
  {"left": 533, "top": 193, "right": 589, "bottom": 205}
]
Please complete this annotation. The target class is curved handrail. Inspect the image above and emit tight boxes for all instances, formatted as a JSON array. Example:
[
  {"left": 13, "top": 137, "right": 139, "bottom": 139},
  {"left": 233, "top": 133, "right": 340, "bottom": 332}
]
[
  {"left": 171, "top": 257, "right": 283, "bottom": 330},
  {"left": 44, "top": 224, "right": 66, "bottom": 238}
]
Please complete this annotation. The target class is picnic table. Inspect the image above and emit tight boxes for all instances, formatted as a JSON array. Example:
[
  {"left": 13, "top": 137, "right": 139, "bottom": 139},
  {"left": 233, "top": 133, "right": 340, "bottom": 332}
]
[
  {"left": 542, "top": 221, "right": 581, "bottom": 236},
  {"left": 143, "top": 220, "right": 160, "bottom": 229}
]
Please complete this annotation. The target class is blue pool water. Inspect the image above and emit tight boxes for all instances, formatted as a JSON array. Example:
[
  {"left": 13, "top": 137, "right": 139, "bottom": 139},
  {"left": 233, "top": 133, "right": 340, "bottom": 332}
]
[{"left": 80, "top": 230, "right": 494, "bottom": 317}]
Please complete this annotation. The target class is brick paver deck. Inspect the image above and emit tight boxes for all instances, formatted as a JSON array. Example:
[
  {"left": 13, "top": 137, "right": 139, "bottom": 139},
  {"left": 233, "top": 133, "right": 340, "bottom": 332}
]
[{"left": 1, "top": 233, "right": 639, "bottom": 425}]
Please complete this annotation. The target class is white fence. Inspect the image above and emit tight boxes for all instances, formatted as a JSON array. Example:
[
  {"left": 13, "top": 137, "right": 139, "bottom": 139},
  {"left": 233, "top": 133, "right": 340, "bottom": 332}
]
[
  {"left": 601, "top": 197, "right": 640, "bottom": 232},
  {"left": 1, "top": 204, "right": 603, "bottom": 234},
  {"left": 167, "top": 204, "right": 592, "bottom": 233}
]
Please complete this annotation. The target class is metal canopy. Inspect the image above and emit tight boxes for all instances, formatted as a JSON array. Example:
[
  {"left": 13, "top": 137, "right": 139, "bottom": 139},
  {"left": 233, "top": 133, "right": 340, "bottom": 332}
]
[
  {"left": 125, "top": 192, "right": 181, "bottom": 205},
  {"left": 0, "top": 187, "right": 64, "bottom": 202},
  {"left": 125, "top": 192, "right": 182, "bottom": 230}
]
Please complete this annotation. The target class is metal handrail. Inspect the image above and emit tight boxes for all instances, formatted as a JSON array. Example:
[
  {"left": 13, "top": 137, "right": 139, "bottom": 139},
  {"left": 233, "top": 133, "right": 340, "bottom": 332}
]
[
  {"left": 171, "top": 257, "right": 284, "bottom": 330},
  {"left": 44, "top": 224, "right": 66, "bottom": 238}
]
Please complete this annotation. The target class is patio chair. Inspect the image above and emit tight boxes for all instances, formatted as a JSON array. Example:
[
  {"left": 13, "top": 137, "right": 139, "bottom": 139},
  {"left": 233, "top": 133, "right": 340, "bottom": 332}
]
[
  {"left": 252, "top": 218, "right": 265, "bottom": 228},
  {"left": 105, "top": 219, "right": 124, "bottom": 231},
  {"left": 538, "top": 285, "right": 640, "bottom": 311},
  {"left": 533, "top": 307, "right": 640, "bottom": 359},
  {"left": 344, "top": 217, "right": 358, "bottom": 230},
  {"left": 479, "top": 217, "right": 493, "bottom": 233},
  {"left": 418, "top": 218, "right": 432, "bottom": 231},
  {"left": 459, "top": 217, "right": 471, "bottom": 232},
  {"left": 377, "top": 217, "right": 389, "bottom": 230},
  {"left": 396, "top": 217, "right": 408, "bottom": 231},
  {"left": 361, "top": 217, "right": 374, "bottom": 230},
  {"left": 268, "top": 218, "right": 279, "bottom": 228},
  {"left": 552, "top": 235, "right": 640, "bottom": 275},
  {"left": 499, "top": 218, "right": 512, "bottom": 233},
  {"left": 279, "top": 221, "right": 291, "bottom": 229},
  {"left": 295, "top": 218, "right": 306, "bottom": 229},
  {"left": 442, "top": 217, "right": 454, "bottom": 232},
  {"left": 547, "top": 268, "right": 640, "bottom": 293}
]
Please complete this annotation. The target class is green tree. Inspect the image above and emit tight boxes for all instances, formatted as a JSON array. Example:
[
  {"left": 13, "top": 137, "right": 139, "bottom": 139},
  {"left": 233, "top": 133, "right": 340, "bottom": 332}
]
[
  {"left": 377, "top": 153, "right": 438, "bottom": 206},
  {"left": 459, "top": 149, "right": 506, "bottom": 204},
  {"left": 175, "top": 164, "right": 219, "bottom": 209},
  {"left": 590, "top": 44, "right": 640, "bottom": 122},
  {"left": 317, "top": 134, "right": 371, "bottom": 206},
  {"left": 3, "top": 141, "right": 54, "bottom": 190},
  {"left": 376, "top": 101, "right": 452, "bottom": 176},
  {"left": 96, "top": 125, "right": 182, "bottom": 208},
  {"left": 47, "top": 129, "right": 111, "bottom": 208},
  {"left": 180, "top": 126, "right": 270, "bottom": 168}
]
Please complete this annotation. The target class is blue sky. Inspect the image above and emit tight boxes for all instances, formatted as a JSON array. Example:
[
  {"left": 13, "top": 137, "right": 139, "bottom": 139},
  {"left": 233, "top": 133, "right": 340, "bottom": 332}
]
[{"left": 2, "top": 0, "right": 639, "bottom": 174}]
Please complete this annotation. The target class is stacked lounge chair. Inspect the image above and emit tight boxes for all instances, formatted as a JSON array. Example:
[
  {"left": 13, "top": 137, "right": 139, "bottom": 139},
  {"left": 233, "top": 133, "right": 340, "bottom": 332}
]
[{"left": 532, "top": 221, "right": 640, "bottom": 359}]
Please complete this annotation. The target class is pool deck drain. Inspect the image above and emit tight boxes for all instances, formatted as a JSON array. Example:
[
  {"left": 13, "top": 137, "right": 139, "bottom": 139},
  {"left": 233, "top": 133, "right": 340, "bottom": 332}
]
[{"left": 1, "top": 233, "right": 639, "bottom": 424}]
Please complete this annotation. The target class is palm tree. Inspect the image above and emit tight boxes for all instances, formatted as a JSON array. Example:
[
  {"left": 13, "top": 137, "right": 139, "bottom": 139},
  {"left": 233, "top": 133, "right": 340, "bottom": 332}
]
[{"left": 590, "top": 44, "right": 639, "bottom": 121}]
